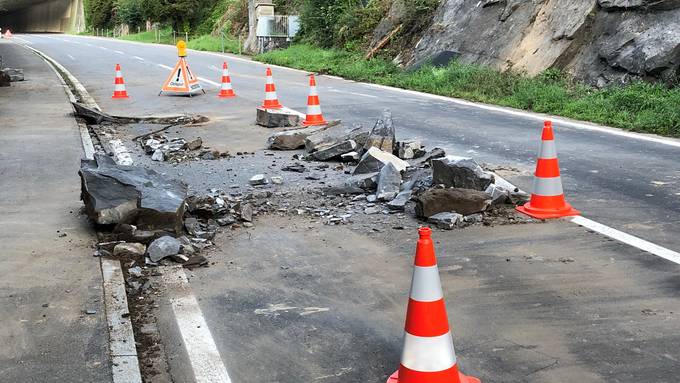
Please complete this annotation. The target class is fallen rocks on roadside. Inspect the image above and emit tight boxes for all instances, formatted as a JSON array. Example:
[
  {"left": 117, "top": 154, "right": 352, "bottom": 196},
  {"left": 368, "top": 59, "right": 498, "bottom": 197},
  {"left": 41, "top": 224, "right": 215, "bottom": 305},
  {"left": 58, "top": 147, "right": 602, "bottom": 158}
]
[
  {"left": 432, "top": 156, "right": 494, "bottom": 191},
  {"left": 376, "top": 162, "right": 401, "bottom": 201},
  {"left": 387, "top": 190, "right": 412, "bottom": 211},
  {"left": 267, "top": 124, "right": 333, "bottom": 150},
  {"left": 415, "top": 188, "right": 492, "bottom": 217},
  {"left": 79, "top": 154, "right": 188, "bottom": 234},
  {"left": 249, "top": 174, "right": 268, "bottom": 186},
  {"left": 1, "top": 67, "right": 23, "bottom": 82},
  {"left": 305, "top": 123, "right": 369, "bottom": 154},
  {"left": 398, "top": 140, "right": 425, "bottom": 160},
  {"left": 147, "top": 236, "right": 181, "bottom": 262},
  {"left": 428, "top": 212, "right": 464, "bottom": 230},
  {"left": 311, "top": 139, "right": 357, "bottom": 161},
  {"left": 113, "top": 242, "right": 146, "bottom": 257}
]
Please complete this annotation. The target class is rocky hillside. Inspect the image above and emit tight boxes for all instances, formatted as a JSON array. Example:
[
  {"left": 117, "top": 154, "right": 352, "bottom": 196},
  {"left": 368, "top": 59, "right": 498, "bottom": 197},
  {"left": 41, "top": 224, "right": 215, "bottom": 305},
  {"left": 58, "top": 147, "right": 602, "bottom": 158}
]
[{"left": 379, "top": 0, "right": 680, "bottom": 86}]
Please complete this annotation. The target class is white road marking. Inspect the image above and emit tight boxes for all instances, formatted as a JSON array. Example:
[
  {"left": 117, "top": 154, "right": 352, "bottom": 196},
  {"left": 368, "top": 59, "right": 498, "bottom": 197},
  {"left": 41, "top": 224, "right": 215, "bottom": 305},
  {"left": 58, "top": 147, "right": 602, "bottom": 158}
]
[
  {"left": 99, "top": 46, "right": 108, "bottom": 51},
  {"left": 157, "top": 64, "right": 173, "bottom": 70},
  {"left": 114, "top": 50, "right": 124, "bottom": 54},
  {"left": 328, "top": 88, "right": 378, "bottom": 98},
  {"left": 198, "top": 76, "right": 220, "bottom": 87},
  {"left": 571, "top": 216, "right": 680, "bottom": 265},
  {"left": 67, "top": 54, "right": 75, "bottom": 60},
  {"left": 133, "top": 55, "right": 145, "bottom": 61},
  {"left": 161, "top": 266, "right": 231, "bottom": 383}
]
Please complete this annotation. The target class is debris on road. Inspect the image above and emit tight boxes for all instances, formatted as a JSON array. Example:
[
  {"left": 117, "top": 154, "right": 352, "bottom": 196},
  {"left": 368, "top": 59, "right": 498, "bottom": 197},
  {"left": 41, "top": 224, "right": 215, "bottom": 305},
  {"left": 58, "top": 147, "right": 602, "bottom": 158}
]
[
  {"left": 354, "top": 147, "right": 409, "bottom": 174},
  {"left": 363, "top": 109, "right": 396, "bottom": 152},
  {"left": 1, "top": 67, "right": 23, "bottom": 82},
  {"left": 416, "top": 188, "right": 491, "bottom": 217},
  {"left": 79, "top": 154, "right": 188, "bottom": 233},
  {"left": 147, "top": 236, "right": 181, "bottom": 262},
  {"left": 256, "top": 107, "right": 300, "bottom": 128},
  {"left": 432, "top": 156, "right": 495, "bottom": 191}
]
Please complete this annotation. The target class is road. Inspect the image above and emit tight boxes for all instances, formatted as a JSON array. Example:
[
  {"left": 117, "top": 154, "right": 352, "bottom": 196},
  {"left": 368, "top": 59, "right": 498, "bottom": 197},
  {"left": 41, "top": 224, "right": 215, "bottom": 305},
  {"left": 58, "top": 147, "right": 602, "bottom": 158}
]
[
  {"left": 7, "top": 34, "right": 680, "bottom": 382},
  {"left": 12, "top": 33, "right": 680, "bottom": 253}
]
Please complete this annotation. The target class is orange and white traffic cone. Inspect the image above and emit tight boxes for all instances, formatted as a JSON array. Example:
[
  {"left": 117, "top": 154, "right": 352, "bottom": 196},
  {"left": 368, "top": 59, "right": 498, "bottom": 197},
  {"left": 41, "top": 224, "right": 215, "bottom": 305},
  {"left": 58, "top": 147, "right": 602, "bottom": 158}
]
[
  {"left": 387, "top": 227, "right": 480, "bottom": 383},
  {"left": 111, "top": 64, "right": 129, "bottom": 99},
  {"left": 516, "top": 121, "right": 580, "bottom": 219},
  {"left": 4, "top": 29, "right": 12, "bottom": 38},
  {"left": 262, "top": 67, "right": 283, "bottom": 109},
  {"left": 217, "top": 61, "right": 236, "bottom": 98},
  {"left": 301, "top": 74, "right": 328, "bottom": 126}
]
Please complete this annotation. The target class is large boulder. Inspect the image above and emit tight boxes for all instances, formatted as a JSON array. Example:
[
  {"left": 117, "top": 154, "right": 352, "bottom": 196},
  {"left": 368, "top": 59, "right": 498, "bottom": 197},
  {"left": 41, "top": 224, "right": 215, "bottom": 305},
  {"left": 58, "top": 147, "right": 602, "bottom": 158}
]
[
  {"left": 256, "top": 107, "right": 300, "bottom": 128},
  {"left": 353, "top": 147, "right": 409, "bottom": 175},
  {"left": 311, "top": 140, "right": 358, "bottom": 161},
  {"left": 364, "top": 109, "right": 396, "bottom": 152},
  {"left": 415, "top": 188, "right": 492, "bottom": 217},
  {"left": 79, "top": 154, "right": 188, "bottom": 233},
  {"left": 432, "top": 156, "right": 494, "bottom": 191},
  {"left": 147, "top": 236, "right": 181, "bottom": 262}
]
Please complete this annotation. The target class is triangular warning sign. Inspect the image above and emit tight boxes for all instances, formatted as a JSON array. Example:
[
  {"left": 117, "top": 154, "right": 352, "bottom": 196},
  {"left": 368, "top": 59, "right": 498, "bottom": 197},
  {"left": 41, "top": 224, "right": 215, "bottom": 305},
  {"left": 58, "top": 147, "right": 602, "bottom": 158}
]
[{"left": 160, "top": 57, "right": 204, "bottom": 96}]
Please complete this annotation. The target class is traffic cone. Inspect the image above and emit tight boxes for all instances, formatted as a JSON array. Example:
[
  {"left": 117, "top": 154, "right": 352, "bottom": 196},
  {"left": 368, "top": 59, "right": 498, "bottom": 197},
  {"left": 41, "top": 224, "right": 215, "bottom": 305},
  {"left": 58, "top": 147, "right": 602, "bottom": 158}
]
[
  {"left": 262, "top": 67, "right": 283, "bottom": 109},
  {"left": 516, "top": 121, "right": 580, "bottom": 219},
  {"left": 4, "top": 29, "right": 12, "bottom": 38},
  {"left": 217, "top": 61, "right": 236, "bottom": 98},
  {"left": 112, "top": 64, "right": 129, "bottom": 99},
  {"left": 387, "top": 227, "right": 480, "bottom": 383},
  {"left": 301, "top": 74, "right": 328, "bottom": 126}
]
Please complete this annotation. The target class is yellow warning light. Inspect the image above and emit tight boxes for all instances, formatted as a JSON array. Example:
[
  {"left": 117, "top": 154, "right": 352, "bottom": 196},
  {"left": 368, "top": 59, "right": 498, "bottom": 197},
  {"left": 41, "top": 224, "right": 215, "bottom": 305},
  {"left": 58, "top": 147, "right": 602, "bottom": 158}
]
[{"left": 177, "top": 40, "right": 187, "bottom": 57}]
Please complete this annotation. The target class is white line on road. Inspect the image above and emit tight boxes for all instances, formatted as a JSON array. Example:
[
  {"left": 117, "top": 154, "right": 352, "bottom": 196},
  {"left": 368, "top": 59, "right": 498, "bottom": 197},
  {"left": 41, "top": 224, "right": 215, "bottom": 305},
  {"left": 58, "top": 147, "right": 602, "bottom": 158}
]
[
  {"left": 114, "top": 50, "right": 124, "bottom": 55},
  {"left": 571, "top": 216, "right": 680, "bottom": 265},
  {"left": 328, "top": 88, "right": 378, "bottom": 98},
  {"left": 198, "top": 76, "right": 220, "bottom": 87},
  {"left": 157, "top": 64, "right": 173, "bottom": 70},
  {"left": 99, "top": 46, "right": 109, "bottom": 51},
  {"left": 133, "top": 55, "right": 145, "bottom": 61},
  {"left": 161, "top": 266, "right": 232, "bottom": 383},
  {"left": 67, "top": 54, "right": 75, "bottom": 60}
]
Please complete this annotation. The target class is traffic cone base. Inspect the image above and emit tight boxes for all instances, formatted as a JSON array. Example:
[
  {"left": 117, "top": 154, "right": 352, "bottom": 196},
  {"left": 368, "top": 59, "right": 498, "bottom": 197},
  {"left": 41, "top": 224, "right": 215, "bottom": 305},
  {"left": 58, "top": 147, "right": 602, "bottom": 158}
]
[
  {"left": 387, "top": 367, "right": 481, "bottom": 383},
  {"left": 516, "top": 200, "right": 579, "bottom": 219}
]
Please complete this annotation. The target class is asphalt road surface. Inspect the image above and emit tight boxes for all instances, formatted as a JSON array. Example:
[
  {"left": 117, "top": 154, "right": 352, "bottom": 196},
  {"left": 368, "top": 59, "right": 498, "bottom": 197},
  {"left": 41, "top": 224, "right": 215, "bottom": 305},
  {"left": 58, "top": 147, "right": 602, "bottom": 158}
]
[{"left": 7, "top": 34, "right": 680, "bottom": 383}]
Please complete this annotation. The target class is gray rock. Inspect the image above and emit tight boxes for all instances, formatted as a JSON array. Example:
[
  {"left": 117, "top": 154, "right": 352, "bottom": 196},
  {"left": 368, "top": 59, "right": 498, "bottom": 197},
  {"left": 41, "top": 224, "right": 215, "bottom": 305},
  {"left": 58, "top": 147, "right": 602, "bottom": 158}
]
[
  {"left": 432, "top": 156, "right": 494, "bottom": 191},
  {"left": 464, "top": 213, "right": 484, "bottom": 224},
  {"left": 113, "top": 242, "right": 146, "bottom": 257},
  {"left": 143, "top": 138, "right": 162, "bottom": 154},
  {"left": 376, "top": 162, "right": 402, "bottom": 201},
  {"left": 397, "top": 140, "right": 424, "bottom": 160},
  {"left": 364, "top": 206, "right": 381, "bottom": 215},
  {"left": 364, "top": 109, "right": 396, "bottom": 152},
  {"left": 0, "top": 71, "right": 9, "bottom": 87},
  {"left": 305, "top": 123, "right": 370, "bottom": 153},
  {"left": 1, "top": 68, "right": 24, "bottom": 82},
  {"left": 312, "top": 140, "right": 357, "bottom": 161},
  {"left": 270, "top": 176, "right": 283, "bottom": 184},
  {"left": 485, "top": 184, "right": 510, "bottom": 205},
  {"left": 151, "top": 149, "right": 164, "bottom": 161},
  {"left": 186, "top": 137, "right": 203, "bottom": 150},
  {"left": 79, "top": 154, "right": 187, "bottom": 233},
  {"left": 216, "top": 215, "right": 237, "bottom": 226},
  {"left": 268, "top": 125, "right": 331, "bottom": 150},
  {"left": 147, "top": 236, "right": 181, "bottom": 262},
  {"left": 256, "top": 107, "right": 300, "bottom": 128},
  {"left": 415, "top": 188, "right": 492, "bottom": 217},
  {"left": 345, "top": 172, "right": 379, "bottom": 190},
  {"left": 353, "top": 147, "right": 409, "bottom": 175},
  {"left": 387, "top": 190, "right": 412, "bottom": 211},
  {"left": 428, "top": 212, "right": 464, "bottom": 230},
  {"left": 249, "top": 174, "right": 268, "bottom": 186},
  {"left": 128, "top": 266, "right": 143, "bottom": 278},
  {"left": 366, "top": 194, "right": 377, "bottom": 202},
  {"left": 240, "top": 203, "right": 253, "bottom": 222}
]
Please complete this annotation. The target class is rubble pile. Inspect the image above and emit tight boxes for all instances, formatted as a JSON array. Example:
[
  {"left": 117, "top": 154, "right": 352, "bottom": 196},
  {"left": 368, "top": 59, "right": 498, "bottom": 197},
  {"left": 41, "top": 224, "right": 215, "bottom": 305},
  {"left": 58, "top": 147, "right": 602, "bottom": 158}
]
[
  {"left": 1, "top": 67, "right": 23, "bottom": 82},
  {"left": 141, "top": 135, "right": 227, "bottom": 163}
]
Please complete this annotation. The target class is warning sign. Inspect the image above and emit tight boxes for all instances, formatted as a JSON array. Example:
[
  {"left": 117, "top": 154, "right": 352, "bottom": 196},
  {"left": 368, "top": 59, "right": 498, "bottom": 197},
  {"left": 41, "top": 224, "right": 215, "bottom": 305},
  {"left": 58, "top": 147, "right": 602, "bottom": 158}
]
[{"left": 160, "top": 58, "right": 204, "bottom": 96}]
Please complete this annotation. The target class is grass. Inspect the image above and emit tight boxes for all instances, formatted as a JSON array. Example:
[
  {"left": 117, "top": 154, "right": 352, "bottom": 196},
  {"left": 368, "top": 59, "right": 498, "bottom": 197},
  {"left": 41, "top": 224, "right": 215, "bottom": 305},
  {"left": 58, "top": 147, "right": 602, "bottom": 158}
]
[
  {"left": 115, "top": 28, "right": 241, "bottom": 54},
  {"left": 255, "top": 44, "right": 680, "bottom": 137}
]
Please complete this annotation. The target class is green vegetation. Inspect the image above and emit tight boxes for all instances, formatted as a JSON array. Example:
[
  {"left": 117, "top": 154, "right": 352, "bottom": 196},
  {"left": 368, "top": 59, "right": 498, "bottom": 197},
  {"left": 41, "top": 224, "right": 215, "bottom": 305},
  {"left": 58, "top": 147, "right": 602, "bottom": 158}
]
[
  {"left": 256, "top": 44, "right": 680, "bottom": 136},
  {"left": 116, "top": 28, "right": 241, "bottom": 53}
]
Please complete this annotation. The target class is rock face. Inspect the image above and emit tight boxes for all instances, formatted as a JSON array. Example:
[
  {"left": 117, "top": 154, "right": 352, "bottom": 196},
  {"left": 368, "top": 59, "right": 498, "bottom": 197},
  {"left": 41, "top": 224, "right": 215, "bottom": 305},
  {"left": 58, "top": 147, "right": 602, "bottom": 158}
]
[
  {"left": 79, "top": 154, "right": 188, "bottom": 233},
  {"left": 399, "top": 0, "right": 680, "bottom": 85},
  {"left": 415, "top": 188, "right": 492, "bottom": 217},
  {"left": 432, "top": 156, "right": 494, "bottom": 191}
]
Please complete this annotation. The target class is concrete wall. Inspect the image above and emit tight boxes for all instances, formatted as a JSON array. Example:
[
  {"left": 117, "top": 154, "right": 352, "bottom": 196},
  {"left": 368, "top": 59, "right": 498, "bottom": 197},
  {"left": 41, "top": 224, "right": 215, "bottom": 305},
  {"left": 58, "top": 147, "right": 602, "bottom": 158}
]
[{"left": 0, "top": 0, "right": 84, "bottom": 33}]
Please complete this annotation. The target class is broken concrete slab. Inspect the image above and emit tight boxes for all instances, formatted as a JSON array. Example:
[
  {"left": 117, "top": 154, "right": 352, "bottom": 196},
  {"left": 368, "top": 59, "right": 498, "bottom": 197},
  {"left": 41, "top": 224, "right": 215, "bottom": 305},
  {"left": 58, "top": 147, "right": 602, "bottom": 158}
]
[
  {"left": 112, "top": 242, "right": 146, "bottom": 257},
  {"left": 376, "top": 162, "right": 402, "bottom": 201},
  {"left": 415, "top": 188, "right": 492, "bottom": 217},
  {"left": 79, "top": 154, "right": 188, "bottom": 233},
  {"left": 305, "top": 123, "right": 370, "bottom": 153},
  {"left": 353, "top": 147, "right": 409, "bottom": 175},
  {"left": 256, "top": 107, "right": 300, "bottom": 128},
  {"left": 364, "top": 109, "right": 396, "bottom": 153},
  {"left": 345, "top": 172, "right": 379, "bottom": 191},
  {"left": 412, "top": 147, "right": 446, "bottom": 166},
  {"left": 432, "top": 156, "right": 495, "bottom": 191},
  {"left": 267, "top": 124, "right": 335, "bottom": 150},
  {"left": 428, "top": 212, "right": 464, "bottom": 230},
  {"left": 147, "top": 236, "right": 181, "bottom": 262},
  {"left": 311, "top": 140, "right": 357, "bottom": 161},
  {"left": 341, "top": 151, "right": 361, "bottom": 162}
]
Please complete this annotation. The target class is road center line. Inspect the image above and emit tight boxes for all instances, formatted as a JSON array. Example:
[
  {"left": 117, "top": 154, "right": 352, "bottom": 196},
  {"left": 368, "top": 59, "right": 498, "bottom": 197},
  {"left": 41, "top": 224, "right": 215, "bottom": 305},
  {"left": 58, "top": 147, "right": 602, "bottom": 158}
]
[
  {"left": 114, "top": 50, "right": 124, "bottom": 54},
  {"left": 133, "top": 55, "right": 145, "bottom": 61},
  {"left": 160, "top": 266, "right": 232, "bottom": 383},
  {"left": 67, "top": 54, "right": 75, "bottom": 60},
  {"left": 157, "top": 64, "right": 173, "bottom": 70},
  {"left": 197, "top": 76, "right": 220, "bottom": 87},
  {"left": 571, "top": 216, "right": 680, "bottom": 265}
]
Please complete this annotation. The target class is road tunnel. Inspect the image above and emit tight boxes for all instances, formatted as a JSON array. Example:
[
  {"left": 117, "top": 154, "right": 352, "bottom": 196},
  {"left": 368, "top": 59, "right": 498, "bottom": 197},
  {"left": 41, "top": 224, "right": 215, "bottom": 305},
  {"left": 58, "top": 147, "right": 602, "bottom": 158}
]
[{"left": 0, "top": 0, "right": 84, "bottom": 33}]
